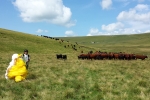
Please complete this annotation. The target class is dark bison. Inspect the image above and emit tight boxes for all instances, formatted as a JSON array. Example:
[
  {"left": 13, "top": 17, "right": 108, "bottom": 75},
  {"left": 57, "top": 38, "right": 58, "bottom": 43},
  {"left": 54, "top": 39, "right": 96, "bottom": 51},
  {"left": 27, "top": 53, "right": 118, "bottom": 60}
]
[
  {"left": 56, "top": 54, "right": 62, "bottom": 59},
  {"left": 135, "top": 55, "right": 148, "bottom": 60},
  {"left": 62, "top": 55, "right": 67, "bottom": 60},
  {"left": 56, "top": 54, "right": 67, "bottom": 60},
  {"left": 41, "top": 35, "right": 48, "bottom": 38},
  {"left": 55, "top": 38, "right": 59, "bottom": 40}
]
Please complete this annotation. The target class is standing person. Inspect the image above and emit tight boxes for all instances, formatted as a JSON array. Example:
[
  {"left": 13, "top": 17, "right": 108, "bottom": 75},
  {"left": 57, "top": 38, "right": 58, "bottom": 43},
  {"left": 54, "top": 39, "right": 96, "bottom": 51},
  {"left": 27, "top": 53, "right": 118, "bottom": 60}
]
[{"left": 22, "top": 49, "right": 30, "bottom": 69}]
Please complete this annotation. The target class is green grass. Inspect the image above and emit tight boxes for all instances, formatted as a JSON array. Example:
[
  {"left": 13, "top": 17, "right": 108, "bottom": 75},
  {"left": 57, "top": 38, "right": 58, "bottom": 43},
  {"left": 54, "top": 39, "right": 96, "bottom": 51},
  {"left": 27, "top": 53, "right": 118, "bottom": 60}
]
[
  {"left": 0, "top": 28, "right": 150, "bottom": 100},
  {"left": 60, "top": 33, "right": 150, "bottom": 54}
]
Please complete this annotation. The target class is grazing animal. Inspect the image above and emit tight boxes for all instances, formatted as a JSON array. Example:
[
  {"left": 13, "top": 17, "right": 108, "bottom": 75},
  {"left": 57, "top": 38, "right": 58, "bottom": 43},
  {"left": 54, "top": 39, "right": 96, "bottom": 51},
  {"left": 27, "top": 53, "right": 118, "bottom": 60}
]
[
  {"left": 118, "top": 52, "right": 124, "bottom": 60},
  {"left": 113, "top": 53, "right": 119, "bottom": 59},
  {"left": 42, "top": 35, "right": 48, "bottom": 38},
  {"left": 77, "top": 51, "right": 148, "bottom": 61},
  {"left": 56, "top": 54, "right": 62, "bottom": 59},
  {"left": 55, "top": 38, "right": 59, "bottom": 40},
  {"left": 56, "top": 54, "right": 67, "bottom": 60},
  {"left": 129, "top": 54, "right": 136, "bottom": 60},
  {"left": 88, "top": 54, "right": 98, "bottom": 60},
  {"left": 73, "top": 48, "right": 77, "bottom": 51},
  {"left": 135, "top": 55, "right": 148, "bottom": 60},
  {"left": 124, "top": 54, "right": 130, "bottom": 60},
  {"left": 108, "top": 52, "right": 114, "bottom": 60},
  {"left": 62, "top": 55, "right": 67, "bottom": 60},
  {"left": 100, "top": 52, "right": 108, "bottom": 60}
]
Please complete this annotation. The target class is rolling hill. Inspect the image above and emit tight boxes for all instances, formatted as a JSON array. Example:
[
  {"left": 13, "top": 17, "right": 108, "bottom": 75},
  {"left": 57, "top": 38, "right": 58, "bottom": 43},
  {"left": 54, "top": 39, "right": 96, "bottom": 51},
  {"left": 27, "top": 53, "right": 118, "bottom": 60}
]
[
  {"left": 1, "top": 28, "right": 150, "bottom": 55},
  {"left": 0, "top": 28, "right": 81, "bottom": 54},
  {"left": 60, "top": 32, "right": 150, "bottom": 54}
]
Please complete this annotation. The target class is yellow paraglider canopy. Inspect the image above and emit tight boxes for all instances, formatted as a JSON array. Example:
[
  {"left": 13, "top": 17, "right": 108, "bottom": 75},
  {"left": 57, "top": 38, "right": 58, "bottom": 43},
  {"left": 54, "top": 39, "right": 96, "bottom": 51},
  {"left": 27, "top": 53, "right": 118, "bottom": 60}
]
[{"left": 5, "top": 54, "right": 28, "bottom": 82}]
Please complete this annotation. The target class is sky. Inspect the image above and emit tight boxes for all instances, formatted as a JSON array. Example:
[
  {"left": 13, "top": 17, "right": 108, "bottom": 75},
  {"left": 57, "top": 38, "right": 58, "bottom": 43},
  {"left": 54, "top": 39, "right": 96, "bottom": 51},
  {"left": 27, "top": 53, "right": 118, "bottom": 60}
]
[{"left": 0, "top": 0, "right": 150, "bottom": 37}]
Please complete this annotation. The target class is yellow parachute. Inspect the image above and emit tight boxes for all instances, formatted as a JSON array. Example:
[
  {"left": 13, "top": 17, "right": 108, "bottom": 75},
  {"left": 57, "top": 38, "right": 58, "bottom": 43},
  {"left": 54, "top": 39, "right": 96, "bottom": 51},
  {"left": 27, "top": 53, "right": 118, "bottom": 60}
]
[{"left": 5, "top": 54, "right": 28, "bottom": 82}]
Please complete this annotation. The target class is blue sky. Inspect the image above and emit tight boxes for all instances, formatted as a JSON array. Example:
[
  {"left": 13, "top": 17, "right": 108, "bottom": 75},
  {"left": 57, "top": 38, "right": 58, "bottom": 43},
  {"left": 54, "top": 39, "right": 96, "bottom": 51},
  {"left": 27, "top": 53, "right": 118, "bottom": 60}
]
[{"left": 0, "top": 0, "right": 150, "bottom": 37}]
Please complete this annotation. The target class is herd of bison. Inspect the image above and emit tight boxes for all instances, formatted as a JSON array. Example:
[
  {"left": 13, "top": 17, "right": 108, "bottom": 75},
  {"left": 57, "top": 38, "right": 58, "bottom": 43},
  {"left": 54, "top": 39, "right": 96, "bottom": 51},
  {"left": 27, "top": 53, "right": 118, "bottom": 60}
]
[
  {"left": 78, "top": 51, "right": 148, "bottom": 60},
  {"left": 41, "top": 35, "right": 148, "bottom": 60}
]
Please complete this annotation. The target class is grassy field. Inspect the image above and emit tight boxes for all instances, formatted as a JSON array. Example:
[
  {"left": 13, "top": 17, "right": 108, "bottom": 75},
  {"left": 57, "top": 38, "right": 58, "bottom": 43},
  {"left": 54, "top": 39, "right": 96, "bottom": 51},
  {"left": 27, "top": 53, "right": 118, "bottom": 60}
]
[
  {"left": 0, "top": 28, "right": 150, "bottom": 100},
  {"left": 60, "top": 33, "right": 150, "bottom": 54}
]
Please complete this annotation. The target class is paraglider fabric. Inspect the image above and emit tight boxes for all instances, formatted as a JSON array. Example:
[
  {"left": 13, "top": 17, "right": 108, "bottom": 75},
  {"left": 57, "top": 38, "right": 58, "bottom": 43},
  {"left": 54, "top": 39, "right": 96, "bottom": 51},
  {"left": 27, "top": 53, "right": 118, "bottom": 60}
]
[{"left": 5, "top": 54, "right": 28, "bottom": 82}]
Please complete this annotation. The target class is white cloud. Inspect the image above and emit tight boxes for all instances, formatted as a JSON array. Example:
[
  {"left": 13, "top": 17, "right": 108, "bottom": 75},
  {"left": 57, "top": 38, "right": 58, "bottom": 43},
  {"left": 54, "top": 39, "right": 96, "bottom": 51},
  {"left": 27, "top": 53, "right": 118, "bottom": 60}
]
[
  {"left": 111, "top": 4, "right": 150, "bottom": 34},
  {"left": 87, "top": 28, "right": 111, "bottom": 36},
  {"left": 87, "top": 28, "right": 100, "bottom": 36},
  {"left": 87, "top": 27, "right": 143, "bottom": 36},
  {"left": 100, "top": 0, "right": 112, "bottom": 10},
  {"left": 87, "top": 4, "right": 150, "bottom": 36},
  {"left": 117, "top": 4, "right": 150, "bottom": 24},
  {"left": 113, "top": 28, "right": 142, "bottom": 34},
  {"left": 134, "top": 4, "right": 149, "bottom": 11},
  {"left": 36, "top": 29, "right": 48, "bottom": 33},
  {"left": 65, "top": 30, "right": 76, "bottom": 37},
  {"left": 36, "top": 29, "right": 43, "bottom": 33},
  {"left": 102, "top": 22, "right": 124, "bottom": 32},
  {"left": 13, "top": 0, "right": 75, "bottom": 27}
]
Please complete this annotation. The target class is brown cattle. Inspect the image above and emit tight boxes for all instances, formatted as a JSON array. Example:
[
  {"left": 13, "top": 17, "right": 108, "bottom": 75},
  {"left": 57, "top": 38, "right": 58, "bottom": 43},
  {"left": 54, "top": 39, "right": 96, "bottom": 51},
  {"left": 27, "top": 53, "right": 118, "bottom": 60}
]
[
  {"left": 118, "top": 52, "right": 125, "bottom": 60},
  {"left": 129, "top": 54, "right": 136, "bottom": 60},
  {"left": 100, "top": 53, "right": 108, "bottom": 60},
  {"left": 113, "top": 53, "right": 119, "bottom": 59},
  {"left": 108, "top": 52, "right": 114, "bottom": 60},
  {"left": 88, "top": 53, "right": 99, "bottom": 60},
  {"left": 135, "top": 55, "right": 148, "bottom": 60},
  {"left": 124, "top": 54, "right": 130, "bottom": 60}
]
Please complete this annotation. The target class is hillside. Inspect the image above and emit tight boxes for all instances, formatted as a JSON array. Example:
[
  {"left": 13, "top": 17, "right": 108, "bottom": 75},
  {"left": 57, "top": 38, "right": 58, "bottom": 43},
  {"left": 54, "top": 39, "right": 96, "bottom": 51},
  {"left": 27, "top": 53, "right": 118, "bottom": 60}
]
[
  {"left": 60, "top": 33, "right": 150, "bottom": 54},
  {"left": 0, "top": 28, "right": 150, "bottom": 100},
  {"left": 1, "top": 28, "right": 149, "bottom": 55},
  {"left": 60, "top": 33, "right": 150, "bottom": 46},
  {"left": 0, "top": 28, "right": 83, "bottom": 54}
]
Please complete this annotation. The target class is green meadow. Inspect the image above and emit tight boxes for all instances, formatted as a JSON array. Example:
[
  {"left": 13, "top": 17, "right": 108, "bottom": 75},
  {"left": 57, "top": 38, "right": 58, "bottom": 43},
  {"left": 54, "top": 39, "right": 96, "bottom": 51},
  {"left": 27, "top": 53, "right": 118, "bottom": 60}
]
[{"left": 0, "top": 28, "right": 150, "bottom": 100}]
